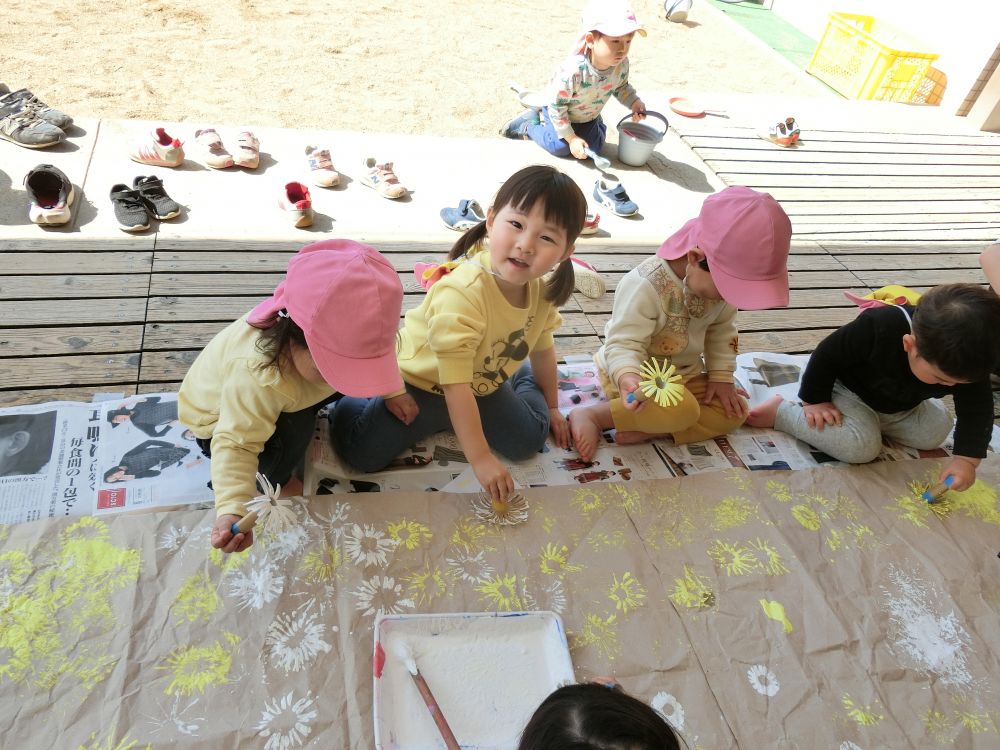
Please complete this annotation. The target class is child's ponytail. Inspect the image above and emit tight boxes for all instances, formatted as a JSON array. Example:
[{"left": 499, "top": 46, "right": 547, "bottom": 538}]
[
  {"left": 545, "top": 258, "right": 575, "bottom": 307},
  {"left": 254, "top": 312, "right": 307, "bottom": 372},
  {"left": 448, "top": 221, "right": 488, "bottom": 261}
]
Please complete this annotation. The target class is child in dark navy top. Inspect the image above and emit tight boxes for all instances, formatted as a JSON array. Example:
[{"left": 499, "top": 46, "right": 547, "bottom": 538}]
[{"left": 748, "top": 283, "right": 1000, "bottom": 491}]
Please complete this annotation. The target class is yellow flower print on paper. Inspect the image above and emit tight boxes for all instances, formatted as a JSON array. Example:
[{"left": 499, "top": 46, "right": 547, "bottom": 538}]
[
  {"left": 449, "top": 516, "right": 497, "bottom": 553},
  {"left": 302, "top": 543, "right": 342, "bottom": 583},
  {"left": 790, "top": 504, "right": 822, "bottom": 531},
  {"left": 710, "top": 496, "right": 756, "bottom": 531},
  {"left": 766, "top": 480, "right": 793, "bottom": 503},
  {"left": 571, "top": 488, "right": 608, "bottom": 519},
  {"left": 608, "top": 572, "right": 646, "bottom": 614},
  {"left": 539, "top": 543, "right": 583, "bottom": 576},
  {"left": 575, "top": 612, "right": 622, "bottom": 660},
  {"left": 892, "top": 477, "right": 1000, "bottom": 529},
  {"left": 669, "top": 565, "right": 715, "bottom": 610},
  {"left": 475, "top": 573, "right": 525, "bottom": 611},
  {"left": 954, "top": 710, "right": 997, "bottom": 734},
  {"left": 208, "top": 545, "right": 250, "bottom": 573},
  {"left": 608, "top": 483, "right": 642, "bottom": 514},
  {"left": 749, "top": 538, "right": 790, "bottom": 576},
  {"left": 76, "top": 732, "right": 151, "bottom": 750},
  {"left": 403, "top": 564, "right": 450, "bottom": 606},
  {"left": 585, "top": 529, "right": 626, "bottom": 550},
  {"left": 158, "top": 640, "right": 232, "bottom": 696},
  {"left": 759, "top": 599, "right": 793, "bottom": 633},
  {"left": 707, "top": 539, "right": 758, "bottom": 577},
  {"left": 924, "top": 708, "right": 952, "bottom": 744},
  {"left": 387, "top": 519, "right": 432, "bottom": 551},
  {"left": 727, "top": 469, "right": 752, "bottom": 492},
  {"left": 842, "top": 693, "right": 884, "bottom": 727},
  {"left": 172, "top": 572, "right": 220, "bottom": 624},
  {"left": 0, "top": 549, "right": 32, "bottom": 599}
]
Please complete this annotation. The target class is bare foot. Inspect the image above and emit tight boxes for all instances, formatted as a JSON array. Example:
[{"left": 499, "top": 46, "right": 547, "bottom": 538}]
[
  {"left": 614, "top": 430, "right": 669, "bottom": 446},
  {"left": 568, "top": 406, "right": 605, "bottom": 462},
  {"left": 746, "top": 395, "right": 783, "bottom": 428},
  {"left": 280, "top": 476, "right": 304, "bottom": 497}
]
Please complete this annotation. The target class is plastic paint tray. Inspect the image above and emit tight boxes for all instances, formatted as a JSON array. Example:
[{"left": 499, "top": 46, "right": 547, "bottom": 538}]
[{"left": 373, "top": 611, "right": 574, "bottom": 749}]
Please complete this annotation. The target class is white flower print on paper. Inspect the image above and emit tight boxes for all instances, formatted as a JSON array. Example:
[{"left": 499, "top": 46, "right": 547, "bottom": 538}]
[
  {"left": 747, "top": 664, "right": 780, "bottom": 697},
  {"left": 310, "top": 502, "right": 352, "bottom": 536},
  {"left": 264, "top": 602, "right": 334, "bottom": 673},
  {"left": 445, "top": 549, "right": 495, "bottom": 584},
  {"left": 352, "top": 575, "right": 415, "bottom": 617},
  {"left": 157, "top": 526, "right": 190, "bottom": 553},
  {"left": 651, "top": 692, "right": 685, "bottom": 730},
  {"left": 229, "top": 563, "right": 285, "bottom": 611},
  {"left": 265, "top": 525, "right": 309, "bottom": 563},
  {"left": 839, "top": 742, "right": 863, "bottom": 750},
  {"left": 143, "top": 695, "right": 204, "bottom": 737},
  {"left": 525, "top": 578, "right": 567, "bottom": 615},
  {"left": 255, "top": 691, "right": 318, "bottom": 750},
  {"left": 343, "top": 523, "right": 396, "bottom": 568}
]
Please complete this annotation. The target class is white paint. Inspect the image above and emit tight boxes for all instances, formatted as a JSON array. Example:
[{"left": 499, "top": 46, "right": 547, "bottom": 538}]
[
  {"left": 881, "top": 566, "right": 974, "bottom": 691},
  {"left": 746, "top": 664, "right": 780, "bottom": 697},
  {"left": 376, "top": 613, "right": 573, "bottom": 749},
  {"left": 651, "top": 691, "right": 685, "bottom": 731}
]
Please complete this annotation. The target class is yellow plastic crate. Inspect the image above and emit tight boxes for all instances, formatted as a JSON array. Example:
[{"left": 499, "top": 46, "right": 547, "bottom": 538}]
[{"left": 807, "top": 13, "right": 939, "bottom": 102}]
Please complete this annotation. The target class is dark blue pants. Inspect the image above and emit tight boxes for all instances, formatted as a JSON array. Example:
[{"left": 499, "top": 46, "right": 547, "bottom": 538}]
[
  {"left": 527, "top": 109, "right": 607, "bottom": 158},
  {"left": 330, "top": 364, "right": 550, "bottom": 473}
]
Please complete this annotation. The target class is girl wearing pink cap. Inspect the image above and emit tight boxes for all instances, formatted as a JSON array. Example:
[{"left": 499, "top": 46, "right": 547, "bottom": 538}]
[
  {"left": 568, "top": 186, "right": 792, "bottom": 461},
  {"left": 331, "top": 166, "right": 586, "bottom": 503},
  {"left": 178, "top": 240, "right": 404, "bottom": 553}
]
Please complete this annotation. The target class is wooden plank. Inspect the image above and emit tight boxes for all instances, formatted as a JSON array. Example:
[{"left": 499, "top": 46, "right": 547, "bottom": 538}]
[
  {"left": 851, "top": 268, "right": 989, "bottom": 286},
  {"left": 0, "top": 275, "right": 150, "bottom": 300},
  {"left": 698, "top": 148, "right": 1000, "bottom": 166},
  {"left": 0, "top": 298, "right": 148, "bottom": 325},
  {"left": 707, "top": 161, "right": 1000, "bottom": 177},
  {"left": 740, "top": 328, "right": 838, "bottom": 353},
  {"left": 0, "top": 252, "right": 153, "bottom": 274},
  {"left": 0, "top": 354, "right": 140, "bottom": 388},
  {"left": 146, "top": 295, "right": 261, "bottom": 322},
  {"left": 815, "top": 241, "right": 987, "bottom": 255},
  {"left": 794, "top": 223, "right": 1000, "bottom": 236},
  {"left": 0, "top": 386, "right": 137, "bottom": 408},
  {"left": 0, "top": 238, "right": 154, "bottom": 252},
  {"left": 780, "top": 200, "right": 1000, "bottom": 216},
  {"left": 674, "top": 126, "right": 1000, "bottom": 145},
  {"left": 792, "top": 213, "right": 995, "bottom": 225},
  {"left": 743, "top": 188, "right": 1000, "bottom": 201},
  {"left": 576, "top": 287, "right": 872, "bottom": 314},
  {"left": 834, "top": 254, "right": 985, "bottom": 271},
  {"left": 796, "top": 228, "right": 1000, "bottom": 241},
  {"left": 0, "top": 325, "right": 144, "bottom": 357},
  {"left": 722, "top": 174, "right": 1000, "bottom": 189}
]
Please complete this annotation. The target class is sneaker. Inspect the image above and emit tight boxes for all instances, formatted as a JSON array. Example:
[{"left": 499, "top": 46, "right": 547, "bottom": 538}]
[
  {"left": 279, "top": 182, "right": 314, "bottom": 228},
  {"left": 580, "top": 211, "right": 601, "bottom": 235},
  {"left": 440, "top": 199, "right": 486, "bottom": 231},
  {"left": 0, "top": 109, "right": 64, "bottom": 148},
  {"left": 109, "top": 184, "right": 151, "bottom": 232},
  {"left": 785, "top": 116, "right": 801, "bottom": 143},
  {"left": 194, "top": 128, "right": 234, "bottom": 169},
  {"left": 233, "top": 130, "right": 260, "bottom": 169},
  {"left": 133, "top": 175, "right": 181, "bottom": 220},
  {"left": 762, "top": 120, "right": 795, "bottom": 148},
  {"left": 305, "top": 145, "right": 340, "bottom": 187},
  {"left": 570, "top": 257, "right": 606, "bottom": 299},
  {"left": 130, "top": 128, "right": 185, "bottom": 167},
  {"left": 362, "top": 158, "right": 407, "bottom": 199},
  {"left": 23, "top": 164, "right": 74, "bottom": 225},
  {"left": 593, "top": 178, "right": 638, "bottom": 217},
  {"left": 498, "top": 110, "right": 538, "bottom": 140},
  {"left": 0, "top": 84, "right": 73, "bottom": 129}
]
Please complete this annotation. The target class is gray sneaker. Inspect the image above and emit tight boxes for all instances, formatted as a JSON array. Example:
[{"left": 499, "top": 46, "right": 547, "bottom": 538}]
[
  {"left": 133, "top": 175, "right": 181, "bottom": 220},
  {"left": 0, "top": 84, "right": 73, "bottom": 129},
  {"left": 0, "top": 108, "right": 65, "bottom": 148},
  {"left": 109, "top": 184, "right": 151, "bottom": 232}
]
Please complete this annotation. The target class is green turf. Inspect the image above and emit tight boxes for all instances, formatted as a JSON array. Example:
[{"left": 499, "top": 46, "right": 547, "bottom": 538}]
[{"left": 705, "top": 0, "right": 820, "bottom": 71}]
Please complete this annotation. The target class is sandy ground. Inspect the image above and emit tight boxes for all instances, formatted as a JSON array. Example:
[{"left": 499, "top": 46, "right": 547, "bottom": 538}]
[{"left": 1, "top": 0, "right": 817, "bottom": 136}]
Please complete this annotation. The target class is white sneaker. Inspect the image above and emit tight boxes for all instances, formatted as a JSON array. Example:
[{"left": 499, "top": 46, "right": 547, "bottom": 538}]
[
  {"left": 279, "top": 182, "right": 314, "bottom": 228},
  {"left": 305, "top": 145, "right": 340, "bottom": 187},
  {"left": 130, "top": 127, "right": 185, "bottom": 167}
]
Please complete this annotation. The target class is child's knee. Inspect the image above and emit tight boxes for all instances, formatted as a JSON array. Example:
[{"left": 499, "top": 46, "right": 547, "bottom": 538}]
[{"left": 829, "top": 434, "right": 883, "bottom": 464}]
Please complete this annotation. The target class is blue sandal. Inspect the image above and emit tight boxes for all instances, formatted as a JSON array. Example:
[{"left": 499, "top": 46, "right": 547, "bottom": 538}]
[{"left": 440, "top": 199, "right": 486, "bottom": 231}]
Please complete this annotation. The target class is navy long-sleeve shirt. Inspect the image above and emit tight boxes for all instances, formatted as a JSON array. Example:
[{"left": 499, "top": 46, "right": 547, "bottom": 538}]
[{"left": 798, "top": 305, "right": 993, "bottom": 458}]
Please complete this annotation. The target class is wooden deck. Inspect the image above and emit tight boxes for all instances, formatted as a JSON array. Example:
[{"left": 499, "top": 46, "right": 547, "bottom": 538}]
[{"left": 2, "top": 118, "right": 999, "bottom": 408}]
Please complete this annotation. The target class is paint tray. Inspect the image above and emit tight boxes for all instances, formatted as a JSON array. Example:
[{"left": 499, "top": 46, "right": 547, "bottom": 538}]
[{"left": 373, "top": 611, "right": 574, "bottom": 749}]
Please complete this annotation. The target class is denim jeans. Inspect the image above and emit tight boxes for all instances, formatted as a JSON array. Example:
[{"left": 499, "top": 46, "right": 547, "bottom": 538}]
[
  {"left": 527, "top": 108, "right": 607, "bottom": 158},
  {"left": 330, "top": 364, "right": 550, "bottom": 473}
]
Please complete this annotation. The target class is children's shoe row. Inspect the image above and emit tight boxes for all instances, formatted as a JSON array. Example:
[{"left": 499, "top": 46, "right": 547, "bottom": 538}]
[
  {"left": 0, "top": 84, "right": 74, "bottom": 149},
  {"left": 110, "top": 177, "right": 182, "bottom": 232}
]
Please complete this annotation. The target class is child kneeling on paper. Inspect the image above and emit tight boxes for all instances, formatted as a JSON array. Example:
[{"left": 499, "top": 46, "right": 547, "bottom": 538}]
[
  {"left": 178, "top": 240, "right": 404, "bottom": 553},
  {"left": 331, "top": 165, "right": 585, "bottom": 503},
  {"left": 518, "top": 682, "right": 680, "bottom": 750},
  {"left": 747, "top": 283, "right": 1000, "bottom": 490},
  {"left": 568, "top": 186, "right": 792, "bottom": 462}
]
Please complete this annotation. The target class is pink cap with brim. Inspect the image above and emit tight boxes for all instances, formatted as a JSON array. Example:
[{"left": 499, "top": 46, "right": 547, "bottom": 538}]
[
  {"left": 657, "top": 186, "right": 791, "bottom": 310},
  {"left": 248, "top": 239, "right": 403, "bottom": 397},
  {"left": 582, "top": 0, "right": 647, "bottom": 37}
]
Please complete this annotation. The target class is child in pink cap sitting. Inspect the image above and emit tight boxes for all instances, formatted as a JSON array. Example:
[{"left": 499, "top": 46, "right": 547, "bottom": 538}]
[
  {"left": 178, "top": 240, "right": 404, "bottom": 553},
  {"left": 569, "top": 186, "right": 792, "bottom": 461}
]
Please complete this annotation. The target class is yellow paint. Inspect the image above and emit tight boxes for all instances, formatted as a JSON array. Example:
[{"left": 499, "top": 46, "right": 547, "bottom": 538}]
[
  {"left": 759, "top": 599, "right": 793, "bottom": 633},
  {"left": 386, "top": 519, "right": 433, "bottom": 551},
  {"left": 842, "top": 693, "right": 884, "bottom": 726},
  {"left": 727, "top": 469, "right": 752, "bottom": 491},
  {"left": 904, "top": 479, "right": 1000, "bottom": 527},
  {"left": 76, "top": 732, "right": 151, "bottom": 750},
  {"left": 585, "top": 530, "right": 626, "bottom": 550},
  {"left": 158, "top": 640, "right": 233, "bottom": 696},
  {"left": 955, "top": 710, "right": 997, "bottom": 733},
  {"left": 172, "top": 572, "right": 220, "bottom": 624},
  {"left": 571, "top": 488, "right": 608, "bottom": 519},
  {"left": 302, "top": 544, "right": 342, "bottom": 583},
  {"left": 710, "top": 496, "right": 756, "bottom": 531},
  {"left": 449, "top": 516, "right": 497, "bottom": 553},
  {"left": 0, "top": 524, "right": 9, "bottom": 543},
  {"left": 923, "top": 708, "right": 952, "bottom": 744},
  {"left": 708, "top": 539, "right": 758, "bottom": 577},
  {"left": 0, "top": 549, "right": 32, "bottom": 592},
  {"left": 609, "top": 483, "right": 642, "bottom": 514},
  {"left": 542, "top": 516, "right": 556, "bottom": 534},
  {"left": 539, "top": 543, "right": 583, "bottom": 576},
  {"left": 208, "top": 545, "right": 249, "bottom": 572},
  {"left": 475, "top": 573, "right": 525, "bottom": 611},
  {"left": 750, "top": 538, "right": 790, "bottom": 576},
  {"left": 575, "top": 612, "right": 622, "bottom": 660},
  {"left": 766, "top": 480, "right": 793, "bottom": 503},
  {"left": 403, "top": 564, "right": 450, "bottom": 606},
  {"left": 791, "top": 504, "right": 822, "bottom": 531},
  {"left": 669, "top": 565, "right": 716, "bottom": 610},
  {"left": 608, "top": 572, "right": 647, "bottom": 614},
  {"left": 222, "top": 630, "right": 242, "bottom": 648}
]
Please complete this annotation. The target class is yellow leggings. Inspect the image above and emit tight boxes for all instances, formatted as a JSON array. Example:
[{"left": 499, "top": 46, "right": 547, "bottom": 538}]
[{"left": 605, "top": 373, "right": 747, "bottom": 445}]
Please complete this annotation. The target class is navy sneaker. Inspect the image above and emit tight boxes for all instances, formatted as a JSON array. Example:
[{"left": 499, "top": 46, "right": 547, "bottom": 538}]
[
  {"left": 440, "top": 199, "right": 486, "bottom": 231},
  {"left": 593, "top": 178, "right": 638, "bottom": 217},
  {"left": 498, "top": 110, "right": 538, "bottom": 140},
  {"left": 109, "top": 184, "right": 151, "bottom": 232}
]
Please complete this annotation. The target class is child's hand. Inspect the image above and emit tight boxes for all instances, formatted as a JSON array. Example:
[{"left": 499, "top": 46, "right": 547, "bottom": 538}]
[
  {"left": 568, "top": 136, "right": 588, "bottom": 160},
  {"left": 548, "top": 407, "right": 571, "bottom": 449},
  {"left": 703, "top": 381, "right": 749, "bottom": 419},
  {"left": 618, "top": 373, "right": 643, "bottom": 411},
  {"left": 942, "top": 456, "right": 978, "bottom": 491},
  {"left": 211, "top": 514, "right": 253, "bottom": 553},
  {"left": 385, "top": 393, "right": 419, "bottom": 425},
  {"left": 802, "top": 401, "right": 842, "bottom": 431},
  {"left": 473, "top": 454, "right": 515, "bottom": 504},
  {"left": 631, "top": 99, "right": 647, "bottom": 121}
]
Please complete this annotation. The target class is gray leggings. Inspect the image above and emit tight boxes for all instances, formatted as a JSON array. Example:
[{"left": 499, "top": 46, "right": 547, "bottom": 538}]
[{"left": 774, "top": 382, "right": 953, "bottom": 464}]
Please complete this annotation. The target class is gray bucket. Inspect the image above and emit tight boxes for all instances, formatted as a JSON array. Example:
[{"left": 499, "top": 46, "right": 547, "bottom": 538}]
[{"left": 616, "top": 111, "right": 669, "bottom": 166}]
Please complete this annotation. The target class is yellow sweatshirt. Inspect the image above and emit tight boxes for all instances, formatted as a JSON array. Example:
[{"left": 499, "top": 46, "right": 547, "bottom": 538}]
[
  {"left": 595, "top": 256, "right": 739, "bottom": 392},
  {"left": 178, "top": 315, "right": 334, "bottom": 517},
  {"left": 397, "top": 249, "right": 562, "bottom": 394}
]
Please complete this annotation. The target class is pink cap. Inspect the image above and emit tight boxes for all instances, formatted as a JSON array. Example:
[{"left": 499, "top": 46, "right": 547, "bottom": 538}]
[
  {"left": 657, "top": 186, "right": 791, "bottom": 310},
  {"left": 581, "top": 0, "right": 647, "bottom": 37},
  {"left": 247, "top": 240, "right": 403, "bottom": 397}
]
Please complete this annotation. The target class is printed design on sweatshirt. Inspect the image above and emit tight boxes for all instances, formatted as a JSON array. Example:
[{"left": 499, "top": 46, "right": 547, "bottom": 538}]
[{"left": 472, "top": 328, "right": 529, "bottom": 394}]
